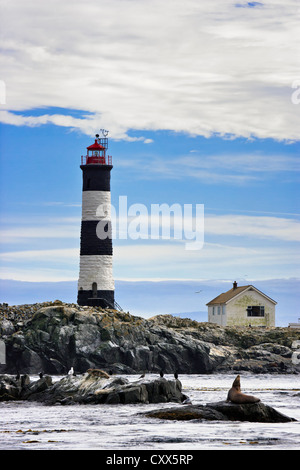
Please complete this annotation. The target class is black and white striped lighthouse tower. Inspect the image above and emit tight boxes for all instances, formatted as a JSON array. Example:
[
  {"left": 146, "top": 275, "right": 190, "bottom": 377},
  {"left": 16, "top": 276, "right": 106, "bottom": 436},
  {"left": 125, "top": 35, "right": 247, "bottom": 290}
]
[{"left": 77, "top": 130, "right": 115, "bottom": 308}]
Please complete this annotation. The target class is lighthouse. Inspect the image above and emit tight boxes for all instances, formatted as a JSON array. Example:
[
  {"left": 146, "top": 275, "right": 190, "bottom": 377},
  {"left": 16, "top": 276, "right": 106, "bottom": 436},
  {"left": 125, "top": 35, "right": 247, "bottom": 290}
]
[{"left": 77, "top": 131, "right": 115, "bottom": 308}]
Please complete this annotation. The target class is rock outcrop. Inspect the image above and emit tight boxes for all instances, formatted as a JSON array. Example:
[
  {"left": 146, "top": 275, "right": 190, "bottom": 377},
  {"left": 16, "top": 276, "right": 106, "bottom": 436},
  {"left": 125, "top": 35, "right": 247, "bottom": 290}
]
[
  {"left": 0, "top": 372, "right": 296, "bottom": 423},
  {"left": 0, "top": 372, "right": 186, "bottom": 406},
  {"left": 144, "top": 401, "right": 296, "bottom": 423},
  {"left": 0, "top": 302, "right": 299, "bottom": 375}
]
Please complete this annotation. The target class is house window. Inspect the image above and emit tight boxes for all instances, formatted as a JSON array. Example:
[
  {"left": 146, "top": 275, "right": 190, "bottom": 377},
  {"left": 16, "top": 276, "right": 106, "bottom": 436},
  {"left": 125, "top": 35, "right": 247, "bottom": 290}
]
[
  {"left": 212, "top": 306, "right": 215, "bottom": 315},
  {"left": 222, "top": 305, "right": 226, "bottom": 315},
  {"left": 217, "top": 306, "right": 221, "bottom": 315},
  {"left": 247, "top": 306, "right": 265, "bottom": 317}
]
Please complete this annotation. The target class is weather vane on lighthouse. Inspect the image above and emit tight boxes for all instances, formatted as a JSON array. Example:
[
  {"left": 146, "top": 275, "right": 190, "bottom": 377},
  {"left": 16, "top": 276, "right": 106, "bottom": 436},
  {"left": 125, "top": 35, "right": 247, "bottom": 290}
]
[
  {"left": 77, "top": 129, "right": 117, "bottom": 309},
  {"left": 100, "top": 129, "right": 109, "bottom": 137}
]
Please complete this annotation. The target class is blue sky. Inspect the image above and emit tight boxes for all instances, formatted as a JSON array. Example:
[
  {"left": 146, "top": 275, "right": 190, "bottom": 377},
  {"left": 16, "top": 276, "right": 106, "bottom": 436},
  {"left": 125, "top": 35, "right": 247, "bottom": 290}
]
[{"left": 0, "top": 1, "right": 299, "bottom": 323}]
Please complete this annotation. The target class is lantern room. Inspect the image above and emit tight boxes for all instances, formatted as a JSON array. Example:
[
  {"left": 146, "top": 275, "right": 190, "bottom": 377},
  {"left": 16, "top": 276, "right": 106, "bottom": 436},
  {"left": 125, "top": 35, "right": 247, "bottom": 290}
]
[{"left": 81, "top": 133, "right": 112, "bottom": 165}]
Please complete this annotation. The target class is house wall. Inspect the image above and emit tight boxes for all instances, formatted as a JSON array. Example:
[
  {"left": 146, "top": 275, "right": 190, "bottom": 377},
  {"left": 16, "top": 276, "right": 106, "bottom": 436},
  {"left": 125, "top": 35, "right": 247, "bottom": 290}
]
[
  {"left": 226, "top": 290, "right": 275, "bottom": 327},
  {"left": 208, "top": 304, "right": 227, "bottom": 326}
]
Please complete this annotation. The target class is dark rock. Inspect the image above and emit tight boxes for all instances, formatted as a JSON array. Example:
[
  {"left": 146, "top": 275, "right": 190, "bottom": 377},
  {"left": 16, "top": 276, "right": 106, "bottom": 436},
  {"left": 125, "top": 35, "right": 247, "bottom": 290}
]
[
  {"left": 0, "top": 373, "right": 30, "bottom": 400},
  {"left": 21, "top": 375, "right": 52, "bottom": 399},
  {"left": 0, "top": 319, "right": 15, "bottom": 336},
  {"left": 209, "top": 400, "right": 296, "bottom": 422},
  {"left": 144, "top": 401, "right": 296, "bottom": 423},
  {"left": 0, "top": 373, "right": 186, "bottom": 406},
  {"left": 145, "top": 405, "right": 227, "bottom": 421},
  {"left": 0, "top": 374, "right": 21, "bottom": 400},
  {"left": 1, "top": 303, "right": 299, "bottom": 375},
  {"left": 20, "top": 374, "right": 30, "bottom": 388},
  {"left": 1, "top": 306, "right": 216, "bottom": 374},
  {"left": 20, "top": 374, "right": 185, "bottom": 405}
]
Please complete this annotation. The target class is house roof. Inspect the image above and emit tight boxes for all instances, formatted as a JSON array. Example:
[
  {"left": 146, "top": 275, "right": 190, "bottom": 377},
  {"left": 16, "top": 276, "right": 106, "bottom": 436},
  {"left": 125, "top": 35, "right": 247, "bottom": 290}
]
[{"left": 206, "top": 284, "right": 277, "bottom": 306}]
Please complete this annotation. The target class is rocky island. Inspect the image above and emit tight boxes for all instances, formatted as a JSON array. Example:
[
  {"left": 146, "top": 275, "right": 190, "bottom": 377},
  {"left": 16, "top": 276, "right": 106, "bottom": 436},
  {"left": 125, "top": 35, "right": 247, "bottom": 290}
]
[
  {"left": 0, "top": 301, "right": 299, "bottom": 375},
  {"left": 0, "top": 369, "right": 186, "bottom": 405},
  {"left": 0, "top": 371, "right": 296, "bottom": 423}
]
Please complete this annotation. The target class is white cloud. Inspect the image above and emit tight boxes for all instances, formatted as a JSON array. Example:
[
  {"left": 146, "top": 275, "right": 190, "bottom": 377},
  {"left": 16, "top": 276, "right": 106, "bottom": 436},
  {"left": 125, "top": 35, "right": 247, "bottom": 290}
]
[
  {"left": 114, "top": 210, "right": 300, "bottom": 243},
  {"left": 113, "top": 240, "right": 300, "bottom": 281},
  {"left": 0, "top": 268, "right": 78, "bottom": 283},
  {"left": 0, "top": 248, "right": 79, "bottom": 281},
  {"left": 0, "top": 248, "right": 78, "bottom": 262},
  {"left": 1, "top": 239, "right": 299, "bottom": 282},
  {"left": 180, "top": 153, "right": 300, "bottom": 173},
  {"left": 205, "top": 214, "right": 300, "bottom": 242},
  {"left": 0, "top": 0, "right": 299, "bottom": 140},
  {"left": 0, "top": 212, "right": 298, "bottom": 244},
  {"left": 0, "top": 210, "right": 299, "bottom": 281},
  {"left": 0, "top": 217, "right": 80, "bottom": 242},
  {"left": 116, "top": 151, "right": 300, "bottom": 184}
]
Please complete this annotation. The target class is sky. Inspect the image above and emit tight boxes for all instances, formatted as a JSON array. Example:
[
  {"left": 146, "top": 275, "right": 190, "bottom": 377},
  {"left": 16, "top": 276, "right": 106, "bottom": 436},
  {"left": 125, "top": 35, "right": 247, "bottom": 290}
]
[{"left": 0, "top": 0, "right": 299, "bottom": 323}]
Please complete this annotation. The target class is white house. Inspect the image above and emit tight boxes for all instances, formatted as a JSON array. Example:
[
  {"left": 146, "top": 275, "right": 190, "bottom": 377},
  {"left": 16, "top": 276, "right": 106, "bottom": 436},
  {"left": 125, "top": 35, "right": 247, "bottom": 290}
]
[{"left": 206, "top": 281, "right": 276, "bottom": 327}]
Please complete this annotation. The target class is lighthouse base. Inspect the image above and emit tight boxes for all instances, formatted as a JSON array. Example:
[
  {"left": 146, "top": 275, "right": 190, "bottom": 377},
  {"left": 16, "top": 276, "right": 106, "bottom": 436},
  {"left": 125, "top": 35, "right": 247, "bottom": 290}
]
[{"left": 77, "top": 289, "right": 115, "bottom": 309}]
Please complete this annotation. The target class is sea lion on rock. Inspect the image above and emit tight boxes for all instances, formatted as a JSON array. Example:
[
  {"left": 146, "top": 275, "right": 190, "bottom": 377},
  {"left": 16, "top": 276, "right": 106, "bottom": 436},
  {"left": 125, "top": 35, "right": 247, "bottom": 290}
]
[
  {"left": 227, "top": 375, "right": 260, "bottom": 404},
  {"left": 86, "top": 368, "right": 110, "bottom": 379}
]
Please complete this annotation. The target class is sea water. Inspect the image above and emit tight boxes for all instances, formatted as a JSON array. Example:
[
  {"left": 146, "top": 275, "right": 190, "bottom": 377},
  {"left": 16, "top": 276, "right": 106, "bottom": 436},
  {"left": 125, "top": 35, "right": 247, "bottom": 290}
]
[{"left": 0, "top": 374, "right": 299, "bottom": 450}]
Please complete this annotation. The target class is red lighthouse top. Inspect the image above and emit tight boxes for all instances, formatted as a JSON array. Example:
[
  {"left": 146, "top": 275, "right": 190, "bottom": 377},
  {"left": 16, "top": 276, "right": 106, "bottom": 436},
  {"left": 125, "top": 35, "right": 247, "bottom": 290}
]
[
  {"left": 81, "top": 132, "right": 112, "bottom": 165},
  {"left": 87, "top": 140, "right": 105, "bottom": 152}
]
